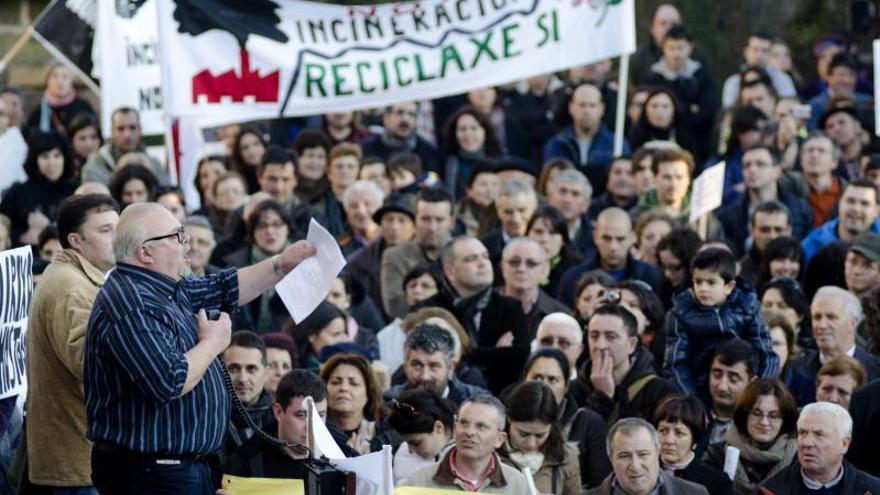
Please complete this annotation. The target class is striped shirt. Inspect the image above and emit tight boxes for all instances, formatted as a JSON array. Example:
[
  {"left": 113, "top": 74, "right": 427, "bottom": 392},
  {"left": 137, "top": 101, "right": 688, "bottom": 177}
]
[{"left": 84, "top": 263, "right": 239, "bottom": 454}]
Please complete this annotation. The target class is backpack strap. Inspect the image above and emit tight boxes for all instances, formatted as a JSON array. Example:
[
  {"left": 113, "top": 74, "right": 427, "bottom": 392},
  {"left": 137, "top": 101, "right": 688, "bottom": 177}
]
[{"left": 608, "top": 373, "right": 658, "bottom": 424}]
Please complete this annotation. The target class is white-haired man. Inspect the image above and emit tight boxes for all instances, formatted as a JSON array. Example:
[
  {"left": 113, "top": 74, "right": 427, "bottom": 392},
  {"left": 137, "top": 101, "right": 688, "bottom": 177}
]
[
  {"left": 787, "top": 286, "right": 880, "bottom": 406},
  {"left": 535, "top": 312, "right": 584, "bottom": 376},
  {"left": 759, "top": 402, "right": 880, "bottom": 494}
]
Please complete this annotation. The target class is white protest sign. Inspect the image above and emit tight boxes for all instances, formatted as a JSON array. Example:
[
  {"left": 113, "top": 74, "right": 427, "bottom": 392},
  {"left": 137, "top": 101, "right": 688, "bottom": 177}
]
[
  {"left": 330, "top": 445, "right": 393, "bottom": 495},
  {"left": 97, "top": 0, "right": 165, "bottom": 136},
  {"left": 689, "top": 161, "right": 726, "bottom": 224},
  {"left": 0, "top": 247, "right": 32, "bottom": 399},
  {"left": 156, "top": 0, "right": 636, "bottom": 125}
]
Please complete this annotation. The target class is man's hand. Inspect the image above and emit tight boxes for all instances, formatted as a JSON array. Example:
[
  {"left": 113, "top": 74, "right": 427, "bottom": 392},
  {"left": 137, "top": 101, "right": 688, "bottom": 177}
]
[
  {"left": 495, "top": 331, "right": 514, "bottom": 348},
  {"left": 278, "top": 240, "right": 317, "bottom": 273},
  {"left": 196, "top": 309, "right": 231, "bottom": 355},
  {"left": 590, "top": 350, "right": 616, "bottom": 398}
]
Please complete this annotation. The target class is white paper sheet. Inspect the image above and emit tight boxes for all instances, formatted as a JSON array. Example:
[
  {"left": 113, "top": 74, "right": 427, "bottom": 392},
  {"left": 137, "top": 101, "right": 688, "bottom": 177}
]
[
  {"left": 305, "top": 396, "right": 346, "bottom": 460},
  {"left": 330, "top": 445, "right": 393, "bottom": 495},
  {"left": 724, "top": 445, "right": 740, "bottom": 481},
  {"left": 275, "top": 218, "right": 347, "bottom": 323}
]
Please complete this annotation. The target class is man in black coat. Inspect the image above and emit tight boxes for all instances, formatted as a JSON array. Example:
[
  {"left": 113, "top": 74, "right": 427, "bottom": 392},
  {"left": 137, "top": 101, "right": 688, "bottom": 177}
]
[
  {"left": 360, "top": 102, "right": 440, "bottom": 175},
  {"left": 760, "top": 402, "right": 880, "bottom": 494},
  {"left": 416, "top": 236, "right": 529, "bottom": 393},
  {"left": 848, "top": 379, "right": 880, "bottom": 478}
]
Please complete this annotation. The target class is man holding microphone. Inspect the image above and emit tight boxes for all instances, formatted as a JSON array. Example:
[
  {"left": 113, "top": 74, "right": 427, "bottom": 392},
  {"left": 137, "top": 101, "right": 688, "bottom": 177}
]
[{"left": 84, "top": 202, "right": 315, "bottom": 494}]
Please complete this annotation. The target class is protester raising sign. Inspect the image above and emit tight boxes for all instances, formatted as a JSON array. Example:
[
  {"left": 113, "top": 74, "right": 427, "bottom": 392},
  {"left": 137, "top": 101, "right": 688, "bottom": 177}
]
[
  {"left": 0, "top": 247, "right": 32, "bottom": 400},
  {"left": 156, "top": 0, "right": 635, "bottom": 124}
]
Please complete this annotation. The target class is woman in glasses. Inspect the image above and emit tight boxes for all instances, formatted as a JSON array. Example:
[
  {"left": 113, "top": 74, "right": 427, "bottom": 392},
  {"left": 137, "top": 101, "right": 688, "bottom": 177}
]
[
  {"left": 502, "top": 381, "right": 581, "bottom": 495},
  {"left": 387, "top": 390, "right": 455, "bottom": 485},
  {"left": 701, "top": 379, "right": 798, "bottom": 494}
]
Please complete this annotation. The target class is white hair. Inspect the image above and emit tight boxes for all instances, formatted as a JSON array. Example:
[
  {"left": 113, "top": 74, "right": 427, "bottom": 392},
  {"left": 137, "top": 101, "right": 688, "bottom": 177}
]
[
  {"left": 113, "top": 203, "right": 162, "bottom": 262},
  {"left": 342, "top": 180, "right": 385, "bottom": 209},
  {"left": 537, "top": 312, "right": 583, "bottom": 345},
  {"left": 814, "top": 286, "right": 863, "bottom": 324},
  {"left": 799, "top": 401, "right": 852, "bottom": 438},
  {"left": 497, "top": 178, "right": 537, "bottom": 202}
]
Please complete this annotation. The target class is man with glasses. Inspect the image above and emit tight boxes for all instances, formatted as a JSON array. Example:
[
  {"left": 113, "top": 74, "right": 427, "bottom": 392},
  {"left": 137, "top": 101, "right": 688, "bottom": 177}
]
[
  {"left": 405, "top": 395, "right": 528, "bottom": 492},
  {"left": 361, "top": 101, "right": 440, "bottom": 175},
  {"left": 84, "top": 202, "right": 316, "bottom": 494},
  {"left": 535, "top": 313, "right": 585, "bottom": 377},
  {"left": 500, "top": 237, "right": 569, "bottom": 339}
]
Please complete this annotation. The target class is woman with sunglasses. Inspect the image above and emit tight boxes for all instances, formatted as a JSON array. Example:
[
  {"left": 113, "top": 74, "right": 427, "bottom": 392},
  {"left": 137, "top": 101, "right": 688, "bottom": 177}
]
[
  {"left": 387, "top": 390, "right": 456, "bottom": 485},
  {"left": 503, "top": 381, "right": 581, "bottom": 495}
]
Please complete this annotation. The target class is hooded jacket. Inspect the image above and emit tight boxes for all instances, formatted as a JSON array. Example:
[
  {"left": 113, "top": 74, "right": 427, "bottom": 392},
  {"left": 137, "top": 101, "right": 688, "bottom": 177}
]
[{"left": 663, "top": 280, "right": 779, "bottom": 395}]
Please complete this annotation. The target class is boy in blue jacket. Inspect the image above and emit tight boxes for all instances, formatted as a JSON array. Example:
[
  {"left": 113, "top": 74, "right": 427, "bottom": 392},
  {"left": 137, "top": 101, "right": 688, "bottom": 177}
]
[{"left": 664, "top": 247, "right": 779, "bottom": 401}]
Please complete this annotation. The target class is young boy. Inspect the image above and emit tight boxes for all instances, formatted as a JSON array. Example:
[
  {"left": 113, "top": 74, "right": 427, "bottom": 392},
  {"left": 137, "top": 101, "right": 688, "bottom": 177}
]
[{"left": 664, "top": 247, "right": 779, "bottom": 399}]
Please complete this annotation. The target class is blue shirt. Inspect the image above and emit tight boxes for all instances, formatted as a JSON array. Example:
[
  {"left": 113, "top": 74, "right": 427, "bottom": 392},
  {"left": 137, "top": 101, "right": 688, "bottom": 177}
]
[{"left": 84, "top": 263, "right": 239, "bottom": 454}]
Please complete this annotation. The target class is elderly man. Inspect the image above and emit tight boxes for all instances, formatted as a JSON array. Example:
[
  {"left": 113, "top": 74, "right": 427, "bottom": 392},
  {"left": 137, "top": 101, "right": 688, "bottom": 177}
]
[
  {"left": 339, "top": 180, "right": 385, "bottom": 255},
  {"left": 361, "top": 102, "right": 440, "bottom": 174},
  {"left": 381, "top": 187, "right": 455, "bottom": 318},
  {"left": 183, "top": 215, "right": 218, "bottom": 278},
  {"left": 802, "top": 178, "right": 880, "bottom": 263},
  {"left": 500, "top": 238, "right": 569, "bottom": 338},
  {"left": 760, "top": 402, "right": 880, "bottom": 494},
  {"left": 27, "top": 194, "right": 118, "bottom": 492},
  {"left": 787, "top": 286, "right": 880, "bottom": 406},
  {"left": 844, "top": 232, "right": 880, "bottom": 299},
  {"left": 546, "top": 168, "right": 596, "bottom": 256},
  {"left": 82, "top": 107, "right": 168, "bottom": 185},
  {"left": 558, "top": 207, "right": 660, "bottom": 304},
  {"left": 84, "top": 202, "right": 315, "bottom": 494},
  {"left": 588, "top": 418, "right": 708, "bottom": 494},
  {"left": 535, "top": 312, "right": 584, "bottom": 377},
  {"left": 384, "top": 323, "right": 487, "bottom": 406},
  {"left": 405, "top": 395, "right": 528, "bottom": 493}
]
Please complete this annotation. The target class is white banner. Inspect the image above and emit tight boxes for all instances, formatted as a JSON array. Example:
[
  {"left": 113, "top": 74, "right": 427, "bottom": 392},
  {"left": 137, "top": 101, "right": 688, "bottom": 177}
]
[
  {"left": 157, "top": 0, "right": 635, "bottom": 125},
  {"left": 874, "top": 39, "right": 880, "bottom": 137},
  {"left": 0, "top": 247, "right": 32, "bottom": 400},
  {"left": 689, "top": 161, "right": 726, "bottom": 224},
  {"left": 97, "top": 0, "right": 165, "bottom": 136}
]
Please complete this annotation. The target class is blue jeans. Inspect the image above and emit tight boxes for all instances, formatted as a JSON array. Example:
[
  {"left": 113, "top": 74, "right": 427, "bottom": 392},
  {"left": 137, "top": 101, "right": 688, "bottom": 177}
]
[
  {"left": 52, "top": 488, "right": 99, "bottom": 495},
  {"left": 91, "top": 448, "right": 213, "bottom": 495}
]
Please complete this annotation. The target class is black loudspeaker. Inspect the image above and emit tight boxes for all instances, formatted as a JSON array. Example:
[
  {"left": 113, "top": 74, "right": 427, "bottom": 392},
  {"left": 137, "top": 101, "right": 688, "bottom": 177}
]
[{"left": 304, "top": 459, "right": 356, "bottom": 495}]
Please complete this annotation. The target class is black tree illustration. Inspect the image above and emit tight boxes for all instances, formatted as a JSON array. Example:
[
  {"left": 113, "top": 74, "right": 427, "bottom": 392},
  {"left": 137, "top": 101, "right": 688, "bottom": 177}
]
[{"left": 172, "top": 0, "right": 289, "bottom": 48}]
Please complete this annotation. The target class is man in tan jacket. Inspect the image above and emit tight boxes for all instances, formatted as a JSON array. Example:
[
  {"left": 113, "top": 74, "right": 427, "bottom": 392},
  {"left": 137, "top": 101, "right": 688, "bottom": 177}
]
[
  {"left": 405, "top": 395, "right": 528, "bottom": 493},
  {"left": 26, "top": 193, "right": 118, "bottom": 491}
]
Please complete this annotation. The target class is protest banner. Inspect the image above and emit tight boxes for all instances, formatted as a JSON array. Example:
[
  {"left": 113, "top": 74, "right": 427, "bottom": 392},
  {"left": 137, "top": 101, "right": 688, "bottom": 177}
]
[
  {"left": 0, "top": 247, "right": 33, "bottom": 400},
  {"left": 96, "top": 0, "right": 166, "bottom": 136},
  {"left": 874, "top": 39, "right": 880, "bottom": 137},
  {"left": 156, "top": 0, "right": 635, "bottom": 125},
  {"left": 689, "top": 161, "right": 726, "bottom": 240},
  {"left": 220, "top": 475, "right": 303, "bottom": 495},
  {"left": 28, "top": 0, "right": 100, "bottom": 93}
]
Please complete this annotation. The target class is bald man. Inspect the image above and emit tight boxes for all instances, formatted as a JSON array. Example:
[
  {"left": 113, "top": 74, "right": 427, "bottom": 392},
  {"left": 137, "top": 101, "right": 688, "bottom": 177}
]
[
  {"left": 557, "top": 207, "right": 660, "bottom": 304},
  {"left": 543, "top": 83, "right": 630, "bottom": 194},
  {"left": 83, "top": 203, "right": 316, "bottom": 494}
]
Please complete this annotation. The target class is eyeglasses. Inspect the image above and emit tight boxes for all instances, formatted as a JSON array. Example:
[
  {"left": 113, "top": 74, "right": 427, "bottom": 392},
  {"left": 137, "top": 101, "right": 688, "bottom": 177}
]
[
  {"left": 749, "top": 409, "right": 783, "bottom": 422},
  {"left": 539, "top": 335, "right": 575, "bottom": 350},
  {"left": 504, "top": 257, "right": 544, "bottom": 268},
  {"left": 142, "top": 227, "right": 187, "bottom": 245}
]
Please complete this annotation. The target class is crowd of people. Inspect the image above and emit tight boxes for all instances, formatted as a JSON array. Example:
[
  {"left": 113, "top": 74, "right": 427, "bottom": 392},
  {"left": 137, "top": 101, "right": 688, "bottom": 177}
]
[{"left": 3, "top": 3, "right": 880, "bottom": 494}]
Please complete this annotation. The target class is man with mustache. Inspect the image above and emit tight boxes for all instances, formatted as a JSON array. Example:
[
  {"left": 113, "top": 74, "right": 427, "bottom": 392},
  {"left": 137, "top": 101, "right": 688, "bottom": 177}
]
[
  {"left": 361, "top": 101, "right": 441, "bottom": 175},
  {"left": 700, "top": 340, "right": 758, "bottom": 451}
]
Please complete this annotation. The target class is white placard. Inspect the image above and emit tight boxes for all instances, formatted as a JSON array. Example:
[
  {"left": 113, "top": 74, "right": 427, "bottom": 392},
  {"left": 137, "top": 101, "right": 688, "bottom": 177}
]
[
  {"left": 874, "top": 40, "right": 880, "bottom": 137},
  {"left": 689, "top": 161, "right": 726, "bottom": 224},
  {"left": 0, "top": 247, "right": 32, "bottom": 399}
]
